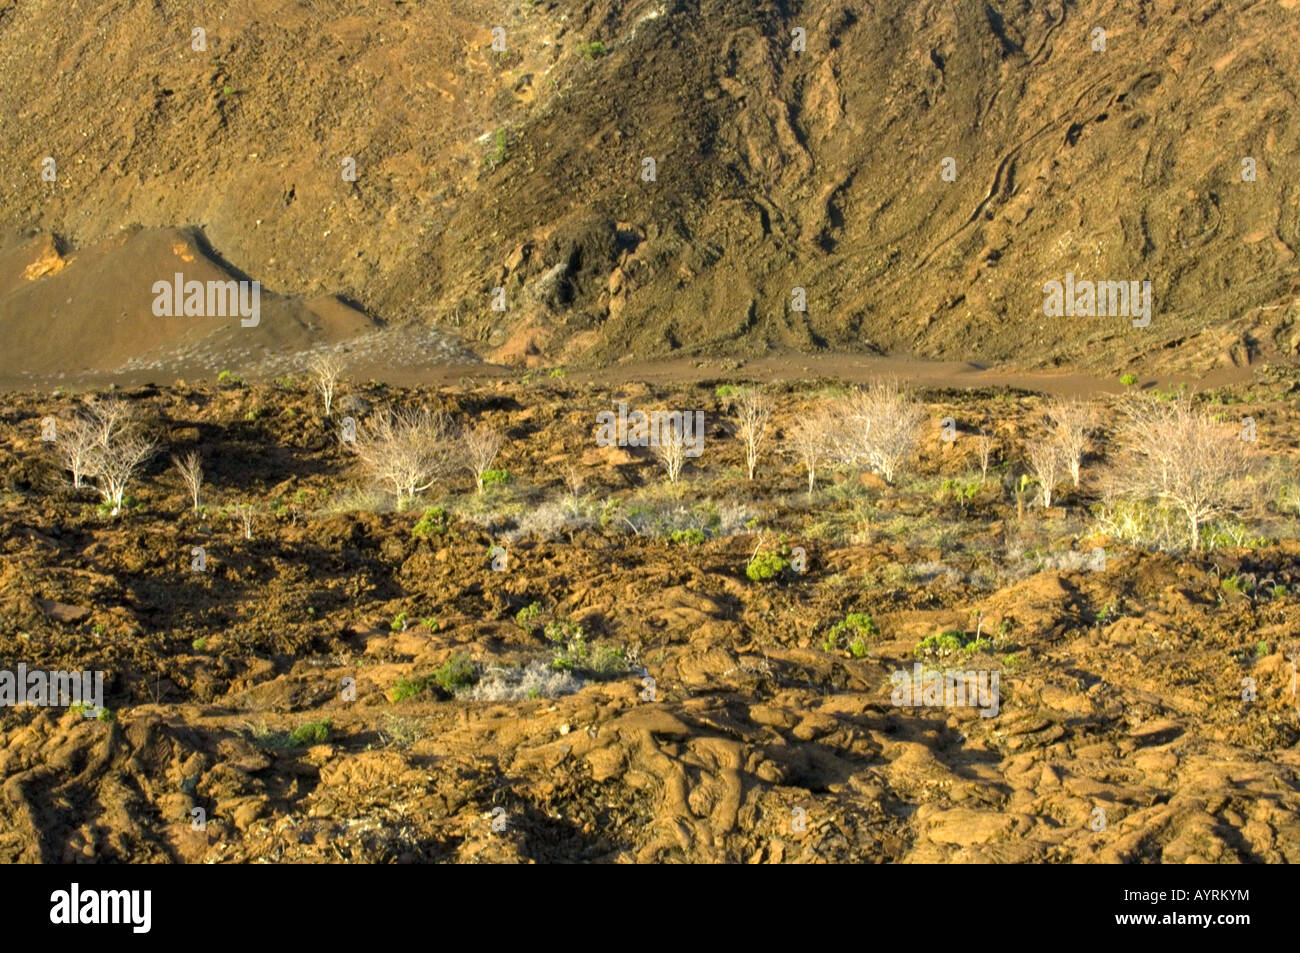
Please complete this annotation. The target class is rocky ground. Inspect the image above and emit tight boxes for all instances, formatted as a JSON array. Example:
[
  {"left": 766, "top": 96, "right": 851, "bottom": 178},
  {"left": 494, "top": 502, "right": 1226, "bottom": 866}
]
[{"left": 1, "top": 369, "right": 1298, "bottom": 863}]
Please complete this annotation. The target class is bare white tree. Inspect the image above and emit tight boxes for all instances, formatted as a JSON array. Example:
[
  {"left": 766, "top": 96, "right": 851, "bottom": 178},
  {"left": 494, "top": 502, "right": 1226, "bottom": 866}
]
[
  {"left": 653, "top": 427, "right": 688, "bottom": 485},
  {"left": 172, "top": 451, "right": 203, "bottom": 513},
  {"left": 308, "top": 352, "right": 345, "bottom": 417},
  {"left": 461, "top": 423, "right": 505, "bottom": 494},
  {"left": 84, "top": 398, "right": 135, "bottom": 450},
  {"left": 54, "top": 415, "right": 96, "bottom": 488},
  {"left": 834, "top": 380, "right": 926, "bottom": 485},
  {"left": 732, "top": 387, "right": 771, "bottom": 481},
  {"left": 976, "top": 429, "right": 993, "bottom": 483},
  {"left": 228, "top": 502, "right": 256, "bottom": 540},
  {"left": 786, "top": 408, "right": 832, "bottom": 494},
  {"left": 1026, "top": 441, "right": 1063, "bottom": 509},
  {"left": 352, "top": 407, "right": 454, "bottom": 510},
  {"left": 1110, "top": 395, "right": 1260, "bottom": 552},
  {"left": 1047, "top": 399, "right": 1094, "bottom": 489},
  {"left": 87, "top": 433, "right": 155, "bottom": 516}
]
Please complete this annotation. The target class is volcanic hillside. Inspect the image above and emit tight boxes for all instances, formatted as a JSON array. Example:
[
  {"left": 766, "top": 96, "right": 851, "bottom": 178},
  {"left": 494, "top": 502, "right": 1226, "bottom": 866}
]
[{"left": 2, "top": 0, "right": 1299, "bottom": 379}]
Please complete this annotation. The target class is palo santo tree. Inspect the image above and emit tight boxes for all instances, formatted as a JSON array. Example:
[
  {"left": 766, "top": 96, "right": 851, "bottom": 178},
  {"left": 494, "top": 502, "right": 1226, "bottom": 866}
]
[
  {"left": 308, "top": 352, "right": 345, "bottom": 417},
  {"left": 73, "top": 399, "right": 154, "bottom": 516},
  {"left": 834, "top": 379, "right": 926, "bottom": 485},
  {"left": 653, "top": 427, "right": 688, "bottom": 485},
  {"left": 786, "top": 407, "right": 832, "bottom": 494},
  {"left": 1047, "top": 399, "right": 1094, "bottom": 489},
  {"left": 351, "top": 406, "right": 454, "bottom": 510},
  {"left": 54, "top": 415, "right": 96, "bottom": 489},
  {"left": 731, "top": 387, "right": 771, "bottom": 481},
  {"left": 461, "top": 423, "right": 505, "bottom": 494},
  {"left": 172, "top": 451, "right": 203, "bottom": 513},
  {"left": 1026, "top": 441, "right": 1063, "bottom": 509},
  {"left": 1110, "top": 395, "right": 1260, "bottom": 552}
]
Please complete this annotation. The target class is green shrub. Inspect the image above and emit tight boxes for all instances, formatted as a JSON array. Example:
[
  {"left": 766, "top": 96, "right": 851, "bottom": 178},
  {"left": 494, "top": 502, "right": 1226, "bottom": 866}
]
[
  {"left": 544, "top": 619, "right": 583, "bottom": 644},
  {"left": 432, "top": 654, "right": 477, "bottom": 694},
  {"left": 481, "top": 469, "right": 510, "bottom": 488},
  {"left": 390, "top": 675, "right": 430, "bottom": 702},
  {"left": 822, "top": 612, "right": 879, "bottom": 657},
  {"left": 914, "top": 629, "right": 990, "bottom": 659},
  {"left": 670, "top": 528, "right": 707, "bottom": 546},
  {"left": 390, "top": 611, "right": 408, "bottom": 632},
  {"left": 192, "top": 637, "right": 208, "bottom": 652},
  {"left": 290, "top": 719, "right": 332, "bottom": 746},
  {"left": 590, "top": 644, "right": 628, "bottom": 676},
  {"left": 412, "top": 506, "right": 450, "bottom": 538},
  {"left": 516, "top": 601, "right": 543, "bottom": 632},
  {"left": 577, "top": 40, "right": 607, "bottom": 58},
  {"left": 746, "top": 549, "right": 789, "bottom": 582},
  {"left": 1120, "top": 373, "right": 1138, "bottom": 387}
]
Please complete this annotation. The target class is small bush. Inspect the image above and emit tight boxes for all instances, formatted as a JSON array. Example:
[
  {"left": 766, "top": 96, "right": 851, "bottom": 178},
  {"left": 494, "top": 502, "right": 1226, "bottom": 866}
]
[
  {"left": 746, "top": 549, "right": 789, "bottom": 582},
  {"left": 577, "top": 40, "right": 607, "bottom": 58},
  {"left": 412, "top": 505, "right": 450, "bottom": 537},
  {"left": 390, "top": 611, "right": 408, "bottom": 631},
  {"left": 465, "top": 660, "right": 582, "bottom": 702},
  {"left": 669, "top": 528, "right": 707, "bottom": 546},
  {"left": 481, "top": 469, "right": 510, "bottom": 488},
  {"left": 822, "top": 612, "right": 879, "bottom": 657},
  {"left": 432, "top": 654, "right": 477, "bottom": 694},
  {"left": 516, "top": 601, "right": 543, "bottom": 632},
  {"left": 390, "top": 675, "right": 430, "bottom": 702},
  {"left": 289, "top": 719, "right": 332, "bottom": 746},
  {"left": 544, "top": 619, "right": 583, "bottom": 644},
  {"left": 915, "top": 629, "right": 991, "bottom": 659}
]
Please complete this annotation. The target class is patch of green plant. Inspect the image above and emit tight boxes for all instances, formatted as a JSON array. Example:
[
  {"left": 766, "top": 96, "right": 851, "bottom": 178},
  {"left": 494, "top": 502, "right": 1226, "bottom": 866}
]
[
  {"left": 715, "top": 384, "right": 739, "bottom": 399},
  {"left": 590, "top": 644, "right": 628, "bottom": 676},
  {"left": 670, "top": 528, "right": 706, "bottom": 546},
  {"left": 1222, "top": 574, "right": 1251, "bottom": 595},
  {"left": 216, "top": 369, "right": 242, "bottom": 385},
  {"left": 490, "top": 127, "right": 509, "bottom": 167},
  {"left": 1094, "top": 599, "right": 1122, "bottom": 627},
  {"left": 1002, "top": 653, "right": 1021, "bottom": 668},
  {"left": 1120, "top": 373, "right": 1138, "bottom": 387},
  {"left": 915, "top": 628, "right": 991, "bottom": 659},
  {"left": 481, "top": 469, "right": 510, "bottom": 487},
  {"left": 516, "top": 601, "right": 543, "bottom": 632},
  {"left": 391, "top": 611, "right": 408, "bottom": 632},
  {"left": 391, "top": 674, "right": 431, "bottom": 702},
  {"left": 746, "top": 548, "right": 789, "bottom": 582},
  {"left": 544, "top": 619, "right": 583, "bottom": 644},
  {"left": 192, "top": 637, "right": 208, "bottom": 651},
  {"left": 577, "top": 40, "right": 607, "bottom": 58},
  {"left": 432, "top": 653, "right": 477, "bottom": 694},
  {"left": 421, "top": 616, "right": 439, "bottom": 631},
  {"left": 289, "top": 719, "right": 332, "bottom": 746},
  {"left": 548, "top": 367, "right": 566, "bottom": 379},
  {"left": 69, "top": 701, "right": 113, "bottom": 721},
  {"left": 1254, "top": 640, "right": 1270, "bottom": 658},
  {"left": 822, "top": 612, "right": 879, "bottom": 657},
  {"left": 412, "top": 506, "right": 450, "bottom": 538}
]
